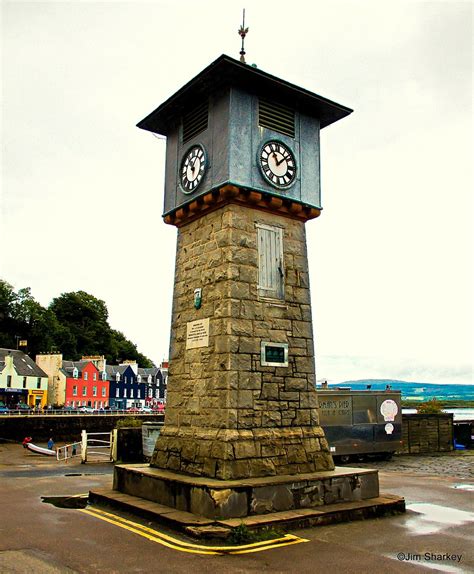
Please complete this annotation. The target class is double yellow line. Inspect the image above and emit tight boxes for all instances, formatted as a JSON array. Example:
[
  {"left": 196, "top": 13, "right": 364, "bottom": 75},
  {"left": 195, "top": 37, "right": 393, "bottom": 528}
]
[{"left": 81, "top": 506, "right": 308, "bottom": 555}]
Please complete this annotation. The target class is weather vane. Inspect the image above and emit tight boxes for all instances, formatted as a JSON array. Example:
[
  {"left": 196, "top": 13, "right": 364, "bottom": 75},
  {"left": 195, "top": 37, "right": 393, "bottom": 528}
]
[{"left": 238, "top": 9, "right": 249, "bottom": 64}]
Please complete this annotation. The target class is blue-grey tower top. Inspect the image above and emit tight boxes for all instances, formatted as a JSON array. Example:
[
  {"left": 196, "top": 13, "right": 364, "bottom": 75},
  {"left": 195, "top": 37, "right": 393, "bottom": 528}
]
[{"left": 137, "top": 54, "right": 352, "bottom": 226}]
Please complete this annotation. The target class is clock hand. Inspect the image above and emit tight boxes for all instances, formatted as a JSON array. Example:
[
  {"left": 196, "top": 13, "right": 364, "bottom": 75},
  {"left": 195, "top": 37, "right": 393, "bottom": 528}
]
[{"left": 276, "top": 154, "right": 288, "bottom": 166}]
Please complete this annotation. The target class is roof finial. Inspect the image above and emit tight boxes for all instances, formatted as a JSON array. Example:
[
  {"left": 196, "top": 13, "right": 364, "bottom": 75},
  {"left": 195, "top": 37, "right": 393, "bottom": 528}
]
[{"left": 238, "top": 9, "right": 249, "bottom": 64}]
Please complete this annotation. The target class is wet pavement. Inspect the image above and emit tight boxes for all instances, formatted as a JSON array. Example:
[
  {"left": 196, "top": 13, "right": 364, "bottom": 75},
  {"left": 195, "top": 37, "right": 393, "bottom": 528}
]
[{"left": 0, "top": 443, "right": 473, "bottom": 573}]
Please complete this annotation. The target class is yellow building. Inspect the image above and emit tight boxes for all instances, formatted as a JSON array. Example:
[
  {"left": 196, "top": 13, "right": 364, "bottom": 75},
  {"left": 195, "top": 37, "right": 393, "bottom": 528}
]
[{"left": 0, "top": 348, "right": 48, "bottom": 408}]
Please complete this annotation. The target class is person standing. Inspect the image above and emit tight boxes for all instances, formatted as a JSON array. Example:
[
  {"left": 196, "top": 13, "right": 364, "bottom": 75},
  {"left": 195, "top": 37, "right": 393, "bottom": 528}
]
[{"left": 47, "top": 437, "right": 54, "bottom": 450}]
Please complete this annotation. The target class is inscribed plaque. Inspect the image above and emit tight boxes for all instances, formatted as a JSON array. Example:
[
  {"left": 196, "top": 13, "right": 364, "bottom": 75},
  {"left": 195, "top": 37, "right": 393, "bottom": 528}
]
[{"left": 186, "top": 318, "right": 210, "bottom": 349}]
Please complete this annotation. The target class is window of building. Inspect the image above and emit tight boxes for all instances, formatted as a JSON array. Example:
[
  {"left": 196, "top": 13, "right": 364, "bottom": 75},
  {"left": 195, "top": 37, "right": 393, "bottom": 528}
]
[
  {"left": 84, "top": 372, "right": 88, "bottom": 381},
  {"left": 256, "top": 223, "right": 284, "bottom": 300},
  {"left": 102, "top": 371, "right": 107, "bottom": 381},
  {"left": 73, "top": 368, "right": 78, "bottom": 378},
  {"left": 73, "top": 385, "right": 77, "bottom": 396},
  {"left": 116, "top": 388, "right": 119, "bottom": 398},
  {"left": 82, "top": 386, "right": 87, "bottom": 396},
  {"left": 137, "top": 375, "right": 141, "bottom": 383},
  {"left": 93, "top": 372, "right": 97, "bottom": 381},
  {"left": 102, "top": 387, "right": 106, "bottom": 397},
  {"left": 23, "top": 376, "right": 27, "bottom": 389},
  {"left": 116, "top": 373, "right": 120, "bottom": 382},
  {"left": 6, "top": 375, "right": 11, "bottom": 388},
  {"left": 124, "top": 388, "right": 127, "bottom": 398},
  {"left": 92, "top": 386, "right": 97, "bottom": 397},
  {"left": 37, "top": 378, "right": 41, "bottom": 389}
]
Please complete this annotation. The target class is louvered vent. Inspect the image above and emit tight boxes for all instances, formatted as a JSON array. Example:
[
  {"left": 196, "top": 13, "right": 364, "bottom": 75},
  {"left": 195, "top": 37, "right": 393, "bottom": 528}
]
[
  {"left": 182, "top": 101, "right": 209, "bottom": 143},
  {"left": 258, "top": 98, "right": 295, "bottom": 138}
]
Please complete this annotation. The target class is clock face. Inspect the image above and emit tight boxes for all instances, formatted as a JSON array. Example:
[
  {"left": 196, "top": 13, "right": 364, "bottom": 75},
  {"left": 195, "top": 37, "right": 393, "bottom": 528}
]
[
  {"left": 180, "top": 144, "right": 207, "bottom": 193},
  {"left": 259, "top": 141, "right": 297, "bottom": 188}
]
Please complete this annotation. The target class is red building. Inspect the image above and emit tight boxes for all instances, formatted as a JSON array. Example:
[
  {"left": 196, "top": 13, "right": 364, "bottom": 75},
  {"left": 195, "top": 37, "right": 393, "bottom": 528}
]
[{"left": 63, "top": 360, "right": 110, "bottom": 409}]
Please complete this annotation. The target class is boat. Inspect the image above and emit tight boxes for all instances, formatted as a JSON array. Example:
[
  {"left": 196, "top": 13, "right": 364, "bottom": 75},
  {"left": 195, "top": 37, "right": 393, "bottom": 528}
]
[{"left": 26, "top": 442, "right": 56, "bottom": 457}]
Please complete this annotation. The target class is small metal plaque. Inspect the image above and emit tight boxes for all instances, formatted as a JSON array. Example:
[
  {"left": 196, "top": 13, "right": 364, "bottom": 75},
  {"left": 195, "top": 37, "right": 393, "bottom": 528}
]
[
  {"left": 186, "top": 318, "right": 210, "bottom": 349},
  {"left": 260, "top": 342, "right": 288, "bottom": 367}
]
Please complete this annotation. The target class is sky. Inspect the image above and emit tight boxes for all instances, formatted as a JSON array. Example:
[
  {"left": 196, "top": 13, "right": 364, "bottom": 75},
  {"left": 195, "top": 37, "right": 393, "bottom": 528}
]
[{"left": 1, "top": 0, "right": 472, "bottom": 385}]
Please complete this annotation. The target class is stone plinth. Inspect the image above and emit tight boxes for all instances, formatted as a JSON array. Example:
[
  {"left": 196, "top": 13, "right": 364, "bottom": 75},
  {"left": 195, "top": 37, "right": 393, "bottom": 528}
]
[
  {"left": 113, "top": 464, "right": 380, "bottom": 519},
  {"left": 150, "top": 199, "right": 334, "bottom": 479}
]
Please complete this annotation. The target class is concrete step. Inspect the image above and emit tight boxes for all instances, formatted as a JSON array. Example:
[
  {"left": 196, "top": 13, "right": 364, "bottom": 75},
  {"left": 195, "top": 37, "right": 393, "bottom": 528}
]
[{"left": 89, "top": 487, "right": 405, "bottom": 538}]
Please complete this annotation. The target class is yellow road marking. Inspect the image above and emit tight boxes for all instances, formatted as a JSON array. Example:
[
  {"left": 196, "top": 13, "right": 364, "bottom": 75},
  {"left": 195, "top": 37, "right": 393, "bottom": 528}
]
[
  {"left": 86, "top": 506, "right": 307, "bottom": 550},
  {"left": 80, "top": 506, "right": 308, "bottom": 555}
]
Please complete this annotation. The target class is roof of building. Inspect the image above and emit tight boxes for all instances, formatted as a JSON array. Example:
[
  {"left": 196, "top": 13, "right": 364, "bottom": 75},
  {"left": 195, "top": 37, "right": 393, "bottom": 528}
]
[
  {"left": 137, "top": 53, "right": 353, "bottom": 135},
  {"left": 60, "top": 360, "right": 90, "bottom": 377},
  {"left": 0, "top": 348, "right": 48, "bottom": 378}
]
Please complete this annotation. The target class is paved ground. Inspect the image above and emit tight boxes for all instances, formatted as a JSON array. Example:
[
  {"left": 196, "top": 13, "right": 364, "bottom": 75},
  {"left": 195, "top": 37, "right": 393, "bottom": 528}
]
[
  {"left": 350, "top": 450, "right": 474, "bottom": 480},
  {"left": 0, "top": 443, "right": 473, "bottom": 573}
]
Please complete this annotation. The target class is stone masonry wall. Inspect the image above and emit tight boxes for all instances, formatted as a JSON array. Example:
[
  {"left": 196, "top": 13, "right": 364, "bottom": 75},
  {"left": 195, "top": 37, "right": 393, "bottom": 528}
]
[{"left": 151, "top": 202, "right": 334, "bottom": 479}]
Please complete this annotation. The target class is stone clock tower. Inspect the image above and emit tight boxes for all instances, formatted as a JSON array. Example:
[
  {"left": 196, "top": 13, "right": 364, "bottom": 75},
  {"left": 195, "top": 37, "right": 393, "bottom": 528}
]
[
  {"left": 95, "top": 54, "right": 404, "bottom": 524},
  {"left": 136, "top": 54, "right": 352, "bottom": 481}
]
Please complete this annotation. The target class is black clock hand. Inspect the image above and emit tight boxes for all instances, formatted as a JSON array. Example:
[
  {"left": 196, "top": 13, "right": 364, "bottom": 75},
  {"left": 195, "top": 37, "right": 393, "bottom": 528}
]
[{"left": 276, "top": 155, "right": 287, "bottom": 166}]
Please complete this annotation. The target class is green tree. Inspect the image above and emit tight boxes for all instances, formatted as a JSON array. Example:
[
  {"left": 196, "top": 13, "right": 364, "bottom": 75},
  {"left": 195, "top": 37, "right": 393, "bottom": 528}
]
[
  {"left": 0, "top": 280, "right": 19, "bottom": 349},
  {"left": 49, "top": 290, "right": 153, "bottom": 366},
  {"left": 0, "top": 280, "right": 62, "bottom": 356},
  {"left": 417, "top": 398, "right": 443, "bottom": 414},
  {"left": 1, "top": 283, "right": 154, "bottom": 367},
  {"left": 110, "top": 329, "right": 154, "bottom": 368},
  {"left": 49, "top": 291, "right": 112, "bottom": 359}
]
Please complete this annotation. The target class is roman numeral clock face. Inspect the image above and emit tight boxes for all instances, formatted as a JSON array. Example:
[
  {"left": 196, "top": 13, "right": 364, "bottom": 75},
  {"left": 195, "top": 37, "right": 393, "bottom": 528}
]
[
  {"left": 259, "top": 141, "right": 297, "bottom": 188},
  {"left": 180, "top": 144, "right": 207, "bottom": 194}
]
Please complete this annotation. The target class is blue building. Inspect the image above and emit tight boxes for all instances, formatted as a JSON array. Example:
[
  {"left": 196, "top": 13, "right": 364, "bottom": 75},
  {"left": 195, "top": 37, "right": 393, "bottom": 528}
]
[{"left": 107, "top": 362, "right": 166, "bottom": 409}]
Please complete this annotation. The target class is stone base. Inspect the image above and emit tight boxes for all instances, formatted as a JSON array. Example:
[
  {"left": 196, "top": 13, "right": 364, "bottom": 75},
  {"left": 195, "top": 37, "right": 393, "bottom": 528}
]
[
  {"left": 150, "top": 426, "right": 334, "bottom": 480},
  {"left": 113, "top": 463, "right": 380, "bottom": 519},
  {"left": 89, "top": 487, "right": 405, "bottom": 538}
]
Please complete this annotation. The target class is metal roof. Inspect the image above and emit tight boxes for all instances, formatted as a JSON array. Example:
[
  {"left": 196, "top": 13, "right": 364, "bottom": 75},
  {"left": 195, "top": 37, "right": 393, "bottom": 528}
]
[{"left": 137, "top": 54, "right": 352, "bottom": 135}]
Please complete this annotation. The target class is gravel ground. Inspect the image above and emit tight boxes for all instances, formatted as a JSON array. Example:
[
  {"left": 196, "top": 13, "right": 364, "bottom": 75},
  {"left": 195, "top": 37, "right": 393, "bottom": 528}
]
[{"left": 349, "top": 450, "right": 474, "bottom": 480}]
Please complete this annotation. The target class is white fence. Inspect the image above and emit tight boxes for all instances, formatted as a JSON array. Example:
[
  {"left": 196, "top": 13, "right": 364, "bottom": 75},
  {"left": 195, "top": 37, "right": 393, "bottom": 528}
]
[{"left": 56, "top": 430, "right": 117, "bottom": 463}]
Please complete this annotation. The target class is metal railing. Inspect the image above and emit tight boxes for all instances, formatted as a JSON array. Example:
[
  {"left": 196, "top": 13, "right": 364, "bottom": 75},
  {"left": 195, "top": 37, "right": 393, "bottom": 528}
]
[
  {"left": 0, "top": 409, "right": 164, "bottom": 417},
  {"left": 56, "top": 440, "right": 82, "bottom": 462}
]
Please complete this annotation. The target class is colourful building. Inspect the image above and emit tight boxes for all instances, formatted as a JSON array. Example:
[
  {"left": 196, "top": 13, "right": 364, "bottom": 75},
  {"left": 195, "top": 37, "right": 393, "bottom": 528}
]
[
  {"left": 63, "top": 360, "right": 110, "bottom": 409},
  {"left": 0, "top": 348, "right": 49, "bottom": 408}
]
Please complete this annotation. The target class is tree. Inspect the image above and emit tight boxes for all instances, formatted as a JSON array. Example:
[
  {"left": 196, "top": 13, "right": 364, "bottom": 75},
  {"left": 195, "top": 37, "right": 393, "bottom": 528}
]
[
  {"left": 0, "top": 280, "right": 19, "bottom": 349},
  {"left": 417, "top": 398, "right": 443, "bottom": 414},
  {"left": 49, "top": 291, "right": 112, "bottom": 360},
  {"left": 0, "top": 283, "right": 154, "bottom": 367}
]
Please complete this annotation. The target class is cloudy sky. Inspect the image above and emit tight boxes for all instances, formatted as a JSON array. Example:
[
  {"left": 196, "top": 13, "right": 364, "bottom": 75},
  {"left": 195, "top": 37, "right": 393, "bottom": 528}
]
[{"left": 1, "top": 0, "right": 472, "bottom": 385}]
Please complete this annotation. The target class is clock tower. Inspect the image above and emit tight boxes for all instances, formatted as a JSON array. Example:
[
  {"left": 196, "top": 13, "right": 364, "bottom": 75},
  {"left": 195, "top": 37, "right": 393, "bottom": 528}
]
[
  {"left": 106, "top": 54, "right": 405, "bottom": 521},
  {"left": 137, "top": 55, "right": 352, "bottom": 226},
  {"left": 135, "top": 54, "right": 353, "bottom": 481}
]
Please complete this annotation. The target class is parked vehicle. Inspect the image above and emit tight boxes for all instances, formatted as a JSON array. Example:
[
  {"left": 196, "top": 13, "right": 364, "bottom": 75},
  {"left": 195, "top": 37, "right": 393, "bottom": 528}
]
[
  {"left": 317, "top": 388, "right": 403, "bottom": 463},
  {"left": 0, "top": 403, "right": 9, "bottom": 413},
  {"left": 15, "top": 403, "right": 32, "bottom": 412},
  {"left": 77, "top": 406, "right": 94, "bottom": 413}
]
